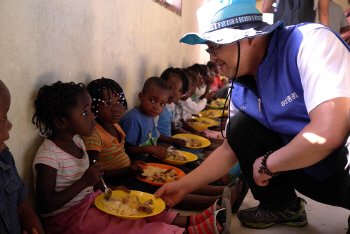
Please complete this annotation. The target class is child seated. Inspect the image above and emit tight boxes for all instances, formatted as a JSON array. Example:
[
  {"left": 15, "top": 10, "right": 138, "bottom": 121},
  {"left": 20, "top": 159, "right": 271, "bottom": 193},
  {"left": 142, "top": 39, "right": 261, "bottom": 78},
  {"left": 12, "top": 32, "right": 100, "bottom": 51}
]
[
  {"left": 82, "top": 77, "right": 152, "bottom": 193},
  {"left": 157, "top": 67, "right": 222, "bottom": 156},
  {"left": 119, "top": 77, "right": 239, "bottom": 209},
  {"left": 207, "top": 61, "right": 224, "bottom": 92},
  {"left": 0, "top": 80, "right": 44, "bottom": 234},
  {"left": 187, "top": 64, "right": 214, "bottom": 103},
  {"left": 31, "top": 81, "right": 232, "bottom": 234},
  {"left": 180, "top": 69, "right": 212, "bottom": 121},
  {"left": 119, "top": 77, "right": 185, "bottom": 162},
  {"left": 179, "top": 68, "right": 225, "bottom": 142}
]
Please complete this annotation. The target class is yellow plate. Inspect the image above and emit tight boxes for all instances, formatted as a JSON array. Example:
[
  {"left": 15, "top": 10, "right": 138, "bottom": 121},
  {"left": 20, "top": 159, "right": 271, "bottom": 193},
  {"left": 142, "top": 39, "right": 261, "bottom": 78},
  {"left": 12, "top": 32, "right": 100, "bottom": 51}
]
[
  {"left": 217, "top": 98, "right": 230, "bottom": 107},
  {"left": 187, "top": 121, "right": 211, "bottom": 130},
  {"left": 193, "top": 116, "right": 219, "bottom": 126},
  {"left": 94, "top": 190, "right": 165, "bottom": 220},
  {"left": 198, "top": 110, "right": 223, "bottom": 119},
  {"left": 172, "top": 133, "right": 211, "bottom": 149},
  {"left": 158, "top": 151, "right": 198, "bottom": 165},
  {"left": 206, "top": 100, "right": 225, "bottom": 109}
]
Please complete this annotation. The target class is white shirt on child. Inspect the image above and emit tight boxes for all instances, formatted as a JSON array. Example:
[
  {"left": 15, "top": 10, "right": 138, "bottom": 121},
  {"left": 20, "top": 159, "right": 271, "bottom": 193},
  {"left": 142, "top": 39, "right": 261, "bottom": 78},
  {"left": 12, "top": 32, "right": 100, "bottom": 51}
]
[
  {"left": 33, "top": 135, "right": 93, "bottom": 217},
  {"left": 182, "top": 98, "right": 207, "bottom": 121}
]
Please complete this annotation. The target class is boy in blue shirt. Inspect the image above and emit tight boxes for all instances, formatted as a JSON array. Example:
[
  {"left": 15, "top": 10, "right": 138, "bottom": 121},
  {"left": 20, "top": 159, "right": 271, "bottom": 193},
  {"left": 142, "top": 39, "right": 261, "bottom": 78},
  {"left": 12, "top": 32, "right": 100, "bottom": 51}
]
[{"left": 119, "top": 77, "right": 185, "bottom": 162}]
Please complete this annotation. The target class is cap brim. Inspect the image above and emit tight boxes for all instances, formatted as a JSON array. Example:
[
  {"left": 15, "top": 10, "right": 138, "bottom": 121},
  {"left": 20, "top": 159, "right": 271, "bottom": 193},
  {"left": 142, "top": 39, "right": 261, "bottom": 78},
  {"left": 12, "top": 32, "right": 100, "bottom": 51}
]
[{"left": 180, "top": 20, "right": 283, "bottom": 45}]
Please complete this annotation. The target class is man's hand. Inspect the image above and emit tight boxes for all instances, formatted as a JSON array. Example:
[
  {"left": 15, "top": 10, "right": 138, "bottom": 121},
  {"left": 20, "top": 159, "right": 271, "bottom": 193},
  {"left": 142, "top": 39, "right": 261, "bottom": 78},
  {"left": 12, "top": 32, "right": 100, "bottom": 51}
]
[
  {"left": 253, "top": 156, "right": 271, "bottom": 186},
  {"left": 154, "top": 181, "right": 187, "bottom": 208}
]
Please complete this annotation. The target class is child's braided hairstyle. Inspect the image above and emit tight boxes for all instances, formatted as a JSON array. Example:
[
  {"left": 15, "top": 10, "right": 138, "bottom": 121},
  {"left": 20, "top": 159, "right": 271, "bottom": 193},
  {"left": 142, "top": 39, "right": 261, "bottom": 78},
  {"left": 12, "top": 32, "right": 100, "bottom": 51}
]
[
  {"left": 32, "top": 81, "right": 87, "bottom": 135},
  {"left": 86, "top": 77, "right": 128, "bottom": 118},
  {"left": 160, "top": 67, "right": 189, "bottom": 94},
  {"left": 182, "top": 68, "right": 197, "bottom": 85},
  {"left": 187, "top": 63, "right": 209, "bottom": 80}
]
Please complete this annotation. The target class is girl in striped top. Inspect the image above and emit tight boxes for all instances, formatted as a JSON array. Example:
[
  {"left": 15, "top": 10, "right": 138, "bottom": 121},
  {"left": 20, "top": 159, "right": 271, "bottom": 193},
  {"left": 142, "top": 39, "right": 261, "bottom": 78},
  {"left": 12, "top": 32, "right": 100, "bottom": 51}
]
[
  {"left": 31, "top": 81, "right": 232, "bottom": 234},
  {"left": 82, "top": 78, "right": 154, "bottom": 192}
]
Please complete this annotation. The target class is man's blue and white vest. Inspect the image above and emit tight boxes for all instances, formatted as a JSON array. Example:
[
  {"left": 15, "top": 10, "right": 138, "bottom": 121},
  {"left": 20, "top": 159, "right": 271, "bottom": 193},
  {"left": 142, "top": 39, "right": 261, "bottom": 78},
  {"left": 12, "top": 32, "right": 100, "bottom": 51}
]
[{"left": 230, "top": 23, "right": 350, "bottom": 181}]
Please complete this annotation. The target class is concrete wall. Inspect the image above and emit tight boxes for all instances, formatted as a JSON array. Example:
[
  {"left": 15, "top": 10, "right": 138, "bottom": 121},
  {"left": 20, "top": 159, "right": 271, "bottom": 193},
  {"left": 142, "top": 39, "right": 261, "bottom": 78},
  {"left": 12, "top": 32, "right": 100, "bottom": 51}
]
[
  {"left": 0, "top": 0, "right": 210, "bottom": 202},
  {"left": 1, "top": 0, "right": 349, "bottom": 207}
]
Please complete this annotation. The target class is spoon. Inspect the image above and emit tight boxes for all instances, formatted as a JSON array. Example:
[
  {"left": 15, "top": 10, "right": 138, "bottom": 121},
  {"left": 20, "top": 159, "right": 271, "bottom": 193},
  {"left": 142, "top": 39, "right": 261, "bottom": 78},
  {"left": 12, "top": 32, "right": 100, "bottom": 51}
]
[
  {"left": 93, "top": 160, "right": 112, "bottom": 200},
  {"left": 101, "top": 177, "right": 112, "bottom": 201}
]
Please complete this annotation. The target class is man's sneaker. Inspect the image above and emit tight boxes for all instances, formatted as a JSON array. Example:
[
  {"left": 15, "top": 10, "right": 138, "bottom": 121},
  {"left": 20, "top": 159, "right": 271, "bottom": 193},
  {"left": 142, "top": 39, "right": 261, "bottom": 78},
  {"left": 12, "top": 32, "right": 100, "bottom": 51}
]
[{"left": 237, "top": 198, "right": 308, "bottom": 229}]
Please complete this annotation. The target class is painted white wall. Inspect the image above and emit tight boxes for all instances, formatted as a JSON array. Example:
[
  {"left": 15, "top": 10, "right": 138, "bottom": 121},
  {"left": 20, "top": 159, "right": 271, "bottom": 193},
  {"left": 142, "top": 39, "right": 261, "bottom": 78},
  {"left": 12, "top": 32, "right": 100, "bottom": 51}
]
[{"left": 0, "top": 0, "right": 210, "bottom": 203}]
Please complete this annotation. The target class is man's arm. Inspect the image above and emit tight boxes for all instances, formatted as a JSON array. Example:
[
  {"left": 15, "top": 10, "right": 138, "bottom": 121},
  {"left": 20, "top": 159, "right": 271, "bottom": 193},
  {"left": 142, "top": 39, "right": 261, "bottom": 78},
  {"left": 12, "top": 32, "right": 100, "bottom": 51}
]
[
  {"left": 318, "top": 0, "right": 329, "bottom": 26},
  {"left": 253, "top": 97, "right": 350, "bottom": 185},
  {"left": 17, "top": 200, "right": 45, "bottom": 234},
  {"left": 155, "top": 139, "right": 237, "bottom": 207}
]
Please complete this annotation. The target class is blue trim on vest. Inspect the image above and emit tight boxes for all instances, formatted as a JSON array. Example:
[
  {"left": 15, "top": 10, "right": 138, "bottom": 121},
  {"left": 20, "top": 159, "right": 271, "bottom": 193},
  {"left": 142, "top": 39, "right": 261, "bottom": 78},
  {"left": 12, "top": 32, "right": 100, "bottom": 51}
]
[{"left": 231, "top": 23, "right": 350, "bottom": 180}]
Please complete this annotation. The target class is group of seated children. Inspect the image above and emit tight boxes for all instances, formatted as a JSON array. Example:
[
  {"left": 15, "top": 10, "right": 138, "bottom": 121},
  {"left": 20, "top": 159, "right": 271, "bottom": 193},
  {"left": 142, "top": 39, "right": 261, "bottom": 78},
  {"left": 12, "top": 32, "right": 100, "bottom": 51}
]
[{"left": 0, "top": 64, "right": 246, "bottom": 234}]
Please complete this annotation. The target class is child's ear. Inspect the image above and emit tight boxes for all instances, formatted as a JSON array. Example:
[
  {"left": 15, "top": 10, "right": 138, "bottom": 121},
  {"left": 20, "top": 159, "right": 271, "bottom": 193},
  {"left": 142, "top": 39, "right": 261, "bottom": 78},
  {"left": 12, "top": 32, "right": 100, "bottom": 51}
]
[
  {"left": 138, "top": 92, "right": 143, "bottom": 101},
  {"left": 53, "top": 117, "right": 67, "bottom": 129}
]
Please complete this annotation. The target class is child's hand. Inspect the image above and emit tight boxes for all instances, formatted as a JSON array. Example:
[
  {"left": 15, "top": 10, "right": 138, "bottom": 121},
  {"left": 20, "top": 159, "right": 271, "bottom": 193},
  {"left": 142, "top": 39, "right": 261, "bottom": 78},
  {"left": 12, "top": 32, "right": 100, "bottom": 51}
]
[
  {"left": 131, "top": 160, "right": 147, "bottom": 166},
  {"left": 129, "top": 164, "right": 144, "bottom": 177},
  {"left": 152, "top": 146, "right": 168, "bottom": 160},
  {"left": 110, "top": 185, "right": 131, "bottom": 193},
  {"left": 194, "top": 131, "right": 207, "bottom": 138},
  {"left": 81, "top": 161, "right": 104, "bottom": 187},
  {"left": 204, "top": 92, "right": 214, "bottom": 102},
  {"left": 172, "top": 138, "right": 186, "bottom": 149}
]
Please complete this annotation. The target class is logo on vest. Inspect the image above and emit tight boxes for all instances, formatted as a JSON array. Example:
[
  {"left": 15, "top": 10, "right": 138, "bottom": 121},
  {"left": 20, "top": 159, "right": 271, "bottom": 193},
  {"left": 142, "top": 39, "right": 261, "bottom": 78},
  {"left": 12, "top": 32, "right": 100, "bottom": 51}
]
[
  {"left": 240, "top": 106, "right": 246, "bottom": 111},
  {"left": 281, "top": 92, "right": 298, "bottom": 106}
]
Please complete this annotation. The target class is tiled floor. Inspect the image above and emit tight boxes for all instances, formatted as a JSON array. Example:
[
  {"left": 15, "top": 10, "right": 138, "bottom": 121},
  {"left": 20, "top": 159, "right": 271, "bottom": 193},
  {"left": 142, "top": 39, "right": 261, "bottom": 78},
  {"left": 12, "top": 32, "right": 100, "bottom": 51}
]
[{"left": 175, "top": 190, "right": 349, "bottom": 234}]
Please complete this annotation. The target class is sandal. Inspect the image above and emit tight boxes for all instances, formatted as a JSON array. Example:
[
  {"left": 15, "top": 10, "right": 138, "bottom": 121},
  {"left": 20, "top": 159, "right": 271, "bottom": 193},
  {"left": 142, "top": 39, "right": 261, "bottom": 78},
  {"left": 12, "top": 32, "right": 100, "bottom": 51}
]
[
  {"left": 231, "top": 173, "right": 249, "bottom": 213},
  {"left": 213, "top": 187, "right": 232, "bottom": 234}
]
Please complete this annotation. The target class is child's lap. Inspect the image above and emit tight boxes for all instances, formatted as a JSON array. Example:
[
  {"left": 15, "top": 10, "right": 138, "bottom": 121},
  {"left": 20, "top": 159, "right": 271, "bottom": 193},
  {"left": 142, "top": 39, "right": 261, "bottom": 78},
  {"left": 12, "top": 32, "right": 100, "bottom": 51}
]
[{"left": 44, "top": 191, "right": 184, "bottom": 234}]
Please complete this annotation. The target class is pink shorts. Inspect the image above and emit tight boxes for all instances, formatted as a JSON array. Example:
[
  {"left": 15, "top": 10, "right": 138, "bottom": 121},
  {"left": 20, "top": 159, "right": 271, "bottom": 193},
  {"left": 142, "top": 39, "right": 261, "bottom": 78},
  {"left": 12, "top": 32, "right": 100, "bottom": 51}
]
[{"left": 43, "top": 191, "right": 184, "bottom": 234}]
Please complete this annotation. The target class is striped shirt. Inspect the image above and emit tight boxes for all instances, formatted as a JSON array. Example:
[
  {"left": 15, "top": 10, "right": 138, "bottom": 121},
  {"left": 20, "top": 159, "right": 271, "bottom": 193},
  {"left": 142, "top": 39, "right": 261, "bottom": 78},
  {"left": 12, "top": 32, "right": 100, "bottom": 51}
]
[
  {"left": 82, "top": 123, "right": 131, "bottom": 170},
  {"left": 32, "top": 135, "right": 93, "bottom": 217}
]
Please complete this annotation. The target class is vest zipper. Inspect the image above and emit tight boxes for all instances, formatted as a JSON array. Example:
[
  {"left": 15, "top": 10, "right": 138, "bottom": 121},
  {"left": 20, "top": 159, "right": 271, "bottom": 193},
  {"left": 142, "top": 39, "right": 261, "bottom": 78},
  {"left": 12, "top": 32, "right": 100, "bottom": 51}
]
[{"left": 258, "top": 98, "right": 261, "bottom": 112}]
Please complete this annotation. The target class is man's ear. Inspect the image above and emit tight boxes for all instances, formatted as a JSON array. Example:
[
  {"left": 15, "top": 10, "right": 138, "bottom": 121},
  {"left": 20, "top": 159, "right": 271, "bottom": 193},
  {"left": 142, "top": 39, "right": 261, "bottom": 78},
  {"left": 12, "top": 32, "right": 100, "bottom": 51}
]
[
  {"left": 54, "top": 117, "right": 67, "bottom": 129},
  {"left": 138, "top": 92, "right": 143, "bottom": 101}
]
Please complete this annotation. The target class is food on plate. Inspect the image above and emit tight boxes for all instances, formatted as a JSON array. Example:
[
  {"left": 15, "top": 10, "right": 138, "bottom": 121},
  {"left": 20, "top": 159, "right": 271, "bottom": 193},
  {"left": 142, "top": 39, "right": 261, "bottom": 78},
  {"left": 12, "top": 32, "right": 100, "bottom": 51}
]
[
  {"left": 141, "top": 166, "right": 179, "bottom": 183},
  {"left": 199, "top": 119, "right": 212, "bottom": 125},
  {"left": 102, "top": 195, "right": 155, "bottom": 215},
  {"left": 201, "top": 111, "right": 218, "bottom": 117},
  {"left": 209, "top": 100, "right": 223, "bottom": 108},
  {"left": 166, "top": 149, "right": 188, "bottom": 161},
  {"left": 177, "top": 136, "right": 202, "bottom": 147}
]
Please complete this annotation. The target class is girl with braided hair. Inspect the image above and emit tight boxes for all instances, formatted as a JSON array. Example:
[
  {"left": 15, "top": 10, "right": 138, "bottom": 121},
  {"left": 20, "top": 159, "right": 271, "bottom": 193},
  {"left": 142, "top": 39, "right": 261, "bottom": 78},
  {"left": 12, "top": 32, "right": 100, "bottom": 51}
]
[{"left": 32, "top": 81, "right": 234, "bottom": 234}]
